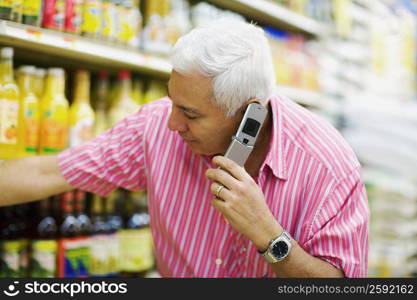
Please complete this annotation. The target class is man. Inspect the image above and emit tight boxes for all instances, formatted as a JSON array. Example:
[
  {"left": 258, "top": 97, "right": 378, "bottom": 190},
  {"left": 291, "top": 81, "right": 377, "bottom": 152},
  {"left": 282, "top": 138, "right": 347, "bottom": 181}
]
[{"left": 0, "top": 19, "right": 369, "bottom": 277}]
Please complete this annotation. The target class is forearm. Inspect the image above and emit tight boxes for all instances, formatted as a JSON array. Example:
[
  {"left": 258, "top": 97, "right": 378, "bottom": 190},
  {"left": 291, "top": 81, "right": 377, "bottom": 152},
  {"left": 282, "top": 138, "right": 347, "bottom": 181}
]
[
  {"left": 269, "top": 239, "right": 344, "bottom": 278},
  {"left": 252, "top": 224, "right": 344, "bottom": 278},
  {"left": 0, "top": 156, "right": 73, "bottom": 206}
]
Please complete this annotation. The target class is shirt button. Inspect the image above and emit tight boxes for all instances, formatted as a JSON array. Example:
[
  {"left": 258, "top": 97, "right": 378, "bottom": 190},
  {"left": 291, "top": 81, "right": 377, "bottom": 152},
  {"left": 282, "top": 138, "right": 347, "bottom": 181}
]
[
  {"left": 215, "top": 258, "right": 222, "bottom": 265},
  {"left": 243, "top": 248, "right": 247, "bottom": 252}
]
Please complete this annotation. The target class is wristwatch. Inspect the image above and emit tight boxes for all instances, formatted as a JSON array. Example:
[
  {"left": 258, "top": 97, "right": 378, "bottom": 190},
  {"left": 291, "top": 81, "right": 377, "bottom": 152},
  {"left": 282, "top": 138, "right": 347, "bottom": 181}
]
[{"left": 259, "top": 230, "right": 292, "bottom": 263}]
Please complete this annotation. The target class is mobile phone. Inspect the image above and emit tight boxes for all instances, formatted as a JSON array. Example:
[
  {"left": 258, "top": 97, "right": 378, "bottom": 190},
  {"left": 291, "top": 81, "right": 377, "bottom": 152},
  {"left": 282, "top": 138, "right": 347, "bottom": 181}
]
[{"left": 223, "top": 102, "right": 267, "bottom": 167}]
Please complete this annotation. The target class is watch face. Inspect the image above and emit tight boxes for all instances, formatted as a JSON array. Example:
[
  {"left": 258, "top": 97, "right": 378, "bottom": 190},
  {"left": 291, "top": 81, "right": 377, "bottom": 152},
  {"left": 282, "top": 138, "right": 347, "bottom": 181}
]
[{"left": 272, "top": 240, "right": 289, "bottom": 259}]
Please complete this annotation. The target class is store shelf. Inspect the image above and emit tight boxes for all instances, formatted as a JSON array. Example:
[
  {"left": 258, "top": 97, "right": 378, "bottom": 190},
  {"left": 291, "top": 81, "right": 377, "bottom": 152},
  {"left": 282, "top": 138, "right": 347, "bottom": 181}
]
[
  {"left": 0, "top": 21, "right": 172, "bottom": 77},
  {"left": 206, "top": 0, "right": 330, "bottom": 37}
]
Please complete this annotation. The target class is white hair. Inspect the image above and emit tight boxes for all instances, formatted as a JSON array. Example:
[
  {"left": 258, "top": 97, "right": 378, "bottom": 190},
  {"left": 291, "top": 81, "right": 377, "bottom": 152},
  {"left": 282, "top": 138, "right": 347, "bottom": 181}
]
[{"left": 171, "top": 19, "right": 276, "bottom": 117}]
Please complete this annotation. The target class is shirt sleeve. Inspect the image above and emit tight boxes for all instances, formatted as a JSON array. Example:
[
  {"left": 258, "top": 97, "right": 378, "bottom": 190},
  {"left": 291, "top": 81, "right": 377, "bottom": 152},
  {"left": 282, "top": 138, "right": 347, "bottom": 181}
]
[
  {"left": 58, "top": 108, "right": 149, "bottom": 196},
  {"left": 301, "top": 167, "right": 370, "bottom": 278}
]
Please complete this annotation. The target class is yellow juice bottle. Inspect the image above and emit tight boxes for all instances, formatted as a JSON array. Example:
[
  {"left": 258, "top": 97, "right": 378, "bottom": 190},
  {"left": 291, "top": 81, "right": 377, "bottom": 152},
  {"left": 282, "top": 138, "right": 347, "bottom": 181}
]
[
  {"left": 92, "top": 71, "right": 110, "bottom": 136},
  {"left": 39, "top": 68, "right": 69, "bottom": 155},
  {"left": 33, "top": 68, "right": 46, "bottom": 100},
  {"left": 69, "top": 69, "right": 95, "bottom": 147},
  {"left": 17, "top": 65, "right": 40, "bottom": 157},
  {"left": 108, "top": 70, "right": 140, "bottom": 127},
  {"left": 143, "top": 80, "right": 166, "bottom": 104},
  {"left": 0, "top": 47, "right": 20, "bottom": 159}
]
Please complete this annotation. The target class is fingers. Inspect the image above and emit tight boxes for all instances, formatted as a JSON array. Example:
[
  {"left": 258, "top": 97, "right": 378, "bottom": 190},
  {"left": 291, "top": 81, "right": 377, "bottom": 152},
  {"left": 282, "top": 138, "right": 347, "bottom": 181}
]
[
  {"left": 210, "top": 182, "right": 232, "bottom": 200},
  {"left": 212, "top": 156, "right": 251, "bottom": 181},
  {"left": 205, "top": 167, "right": 238, "bottom": 190}
]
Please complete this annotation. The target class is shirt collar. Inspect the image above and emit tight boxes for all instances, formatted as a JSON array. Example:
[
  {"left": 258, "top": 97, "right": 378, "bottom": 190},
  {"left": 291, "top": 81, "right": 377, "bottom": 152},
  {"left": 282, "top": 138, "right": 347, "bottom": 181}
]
[{"left": 261, "top": 95, "right": 288, "bottom": 180}]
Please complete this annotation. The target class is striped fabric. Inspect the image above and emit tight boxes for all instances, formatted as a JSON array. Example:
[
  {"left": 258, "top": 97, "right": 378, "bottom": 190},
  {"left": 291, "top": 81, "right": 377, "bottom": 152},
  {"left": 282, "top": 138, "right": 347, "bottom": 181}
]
[{"left": 58, "top": 95, "right": 369, "bottom": 278}]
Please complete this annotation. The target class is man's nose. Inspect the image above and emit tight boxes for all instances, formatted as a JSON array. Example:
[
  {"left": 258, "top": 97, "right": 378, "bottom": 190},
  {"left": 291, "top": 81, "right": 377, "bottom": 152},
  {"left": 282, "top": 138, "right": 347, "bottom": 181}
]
[{"left": 168, "top": 109, "right": 188, "bottom": 132}]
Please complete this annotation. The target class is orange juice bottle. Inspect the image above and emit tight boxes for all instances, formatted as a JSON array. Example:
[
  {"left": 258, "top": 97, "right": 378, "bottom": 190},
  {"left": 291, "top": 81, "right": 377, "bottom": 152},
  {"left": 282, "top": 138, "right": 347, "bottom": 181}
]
[
  {"left": 92, "top": 71, "right": 110, "bottom": 136},
  {"left": 17, "top": 65, "right": 40, "bottom": 156},
  {"left": 39, "top": 68, "right": 69, "bottom": 155},
  {"left": 69, "top": 69, "right": 95, "bottom": 147},
  {"left": 108, "top": 70, "right": 140, "bottom": 127},
  {"left": 0, "top": 47, "right": 20, "bottom": 159}
]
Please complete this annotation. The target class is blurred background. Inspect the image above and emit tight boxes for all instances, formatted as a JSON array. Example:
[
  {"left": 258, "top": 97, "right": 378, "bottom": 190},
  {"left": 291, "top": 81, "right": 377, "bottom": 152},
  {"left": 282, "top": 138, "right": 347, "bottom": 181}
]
[{"left": 0, "top": 0, "right": 416, "bottom": 278}]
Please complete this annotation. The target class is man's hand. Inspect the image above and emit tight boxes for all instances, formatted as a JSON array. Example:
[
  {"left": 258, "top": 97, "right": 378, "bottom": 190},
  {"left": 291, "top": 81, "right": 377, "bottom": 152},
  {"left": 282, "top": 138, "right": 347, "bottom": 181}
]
[{"left": 205, "top": 155, "right": 282, "bottom": 250}]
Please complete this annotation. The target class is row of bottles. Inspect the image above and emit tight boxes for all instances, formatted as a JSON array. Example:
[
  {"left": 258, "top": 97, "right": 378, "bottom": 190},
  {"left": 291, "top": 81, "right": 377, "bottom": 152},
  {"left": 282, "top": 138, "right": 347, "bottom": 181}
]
[
  {"left": 0, "top": 189, "right": 154, "bottom": 278},
  {"left": 0, "top": 0, "right": 192, "bottom": 52},
  {"left": 0, "top": 46, "right": 167, "bottom": 159}
]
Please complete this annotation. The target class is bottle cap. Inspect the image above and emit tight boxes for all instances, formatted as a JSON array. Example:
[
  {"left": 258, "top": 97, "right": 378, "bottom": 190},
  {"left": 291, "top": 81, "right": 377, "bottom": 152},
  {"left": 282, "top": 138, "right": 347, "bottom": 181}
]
[
  {"left": 48, "top": 68, "right": 65, "bottom": 77},
  {"left": 1, "top": 47, "right": 14, "bottom": 58},
  {"left": 18, "top": 65, "right": 36, "bottom": 74},
  {"left": 98, "top": 70, "right": 109, "bottom": 79},
  {"left": 118, "top": 70, "right": 131, "bottom": 80}
]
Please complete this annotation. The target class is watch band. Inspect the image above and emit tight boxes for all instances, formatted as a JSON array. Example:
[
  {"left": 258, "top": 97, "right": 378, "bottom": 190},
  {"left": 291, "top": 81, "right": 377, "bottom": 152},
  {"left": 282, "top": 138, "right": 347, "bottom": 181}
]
[{"left": 259, "top": 230, "right": 292, "bottom": 264}]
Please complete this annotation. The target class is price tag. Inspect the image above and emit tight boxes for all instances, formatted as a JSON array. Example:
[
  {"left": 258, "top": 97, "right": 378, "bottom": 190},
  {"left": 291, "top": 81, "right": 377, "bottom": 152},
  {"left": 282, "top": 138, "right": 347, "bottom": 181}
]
[{"left": 25, "top": 28, "right": 41, "bottom": 42}]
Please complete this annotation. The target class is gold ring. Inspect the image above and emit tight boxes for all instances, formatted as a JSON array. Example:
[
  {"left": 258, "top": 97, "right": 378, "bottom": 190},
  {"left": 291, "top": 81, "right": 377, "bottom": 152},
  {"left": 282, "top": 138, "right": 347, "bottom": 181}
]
[{"left": 215, "top": 184, "right": 224, "bottom": 198}]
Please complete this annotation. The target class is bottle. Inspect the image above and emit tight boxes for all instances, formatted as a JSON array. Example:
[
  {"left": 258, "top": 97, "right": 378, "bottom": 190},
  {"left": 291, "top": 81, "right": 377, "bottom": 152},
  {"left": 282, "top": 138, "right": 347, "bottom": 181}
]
[
  {"left": 69, "top": 69, "right": 95, "bottom": 148},
  {"left": 64, "top": 0, "right": 84, "bottom": 34},
  {"left": 42, "top": 0, "right": 66, "bottom": 31},
  {"left": 29, "top": 198, "right": 58, "bottom": 277},
  {"left": 0, "top": 0, "right": 13, "bottom": 20},
  {"left": 39, "top": 68, "right": 69, "bottom": 155},
  {"left": 105, "top": 192, "right": 122, "bottom": 276},
  {"left": 119, "top": 190, "right": 154, "bottom": 277},
  {"left": 92, "top": 71, "right": 110, "bottom": 136},
  {"left": 0, "top": 47, "right": 20, "bottom": 159},
  {"left": 82, "top": 0, "right": 103, "bottom": 38},
  {"left": 22, "top": 0, "right": 43, "bottom": 26},
  {"left": 33, "top": 68, "right": 46, "bottom": 100},
  {"left": 11, "top": 0, "right": 23, "bottom": 22},
  {"left": 101, "top": 0, "right": 117, "bottom": 42},
  {"left": 17, "top": 66, "right": 40, "bottom": 156},
  {"left": 73, "top": 190, "right": 92, "bottom": 277},
  {"left": 57, "top": 191, "right": 81, "bottom": 278},
  {"left": 143, "top": 80, "right": 166, "bottom": 104},
  {"left": 0, "top": 206, "right": 20, "bottom": 277},
  {"left": 15, "top": 204, "right": 30, "bottom": 277},
  {"left": 89, "top": 194, "right": 110, "bottom": 277},
  {"left": 108, "top": 70, "right": 140, "bottom": 127}
]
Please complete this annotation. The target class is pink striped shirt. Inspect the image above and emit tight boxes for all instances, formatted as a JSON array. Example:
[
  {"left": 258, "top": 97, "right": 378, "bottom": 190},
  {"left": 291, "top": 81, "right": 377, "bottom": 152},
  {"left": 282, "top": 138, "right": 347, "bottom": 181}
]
[{"left": 58, "top": 95, "right": 369, "bottom": 278}]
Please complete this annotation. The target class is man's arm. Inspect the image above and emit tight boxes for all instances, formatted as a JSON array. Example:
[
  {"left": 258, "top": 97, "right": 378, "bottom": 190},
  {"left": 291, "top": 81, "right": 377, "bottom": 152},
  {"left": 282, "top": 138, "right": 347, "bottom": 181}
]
[
  {"left": 206, "top": 156, "right": 358, "bottom": 278},
  {"left": 0, "top": 155, "right": 74, "bottom": 206}
]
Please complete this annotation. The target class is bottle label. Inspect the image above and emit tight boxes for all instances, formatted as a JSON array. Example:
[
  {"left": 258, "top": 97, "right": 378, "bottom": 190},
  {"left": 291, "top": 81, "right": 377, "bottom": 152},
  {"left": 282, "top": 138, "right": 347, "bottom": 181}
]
[
  {"left": 42, "top": 0, "right": 65, "bottom": 30},
  {"left": 30, "top": 240, "right": 57, "bottom": 277},
  {"left": 89, "top": 234, "right": 109, "bottom": 276},
  {"left": 69, "top": 117, "right": 93, "bottom": 148},
  {"left": 41, "top": 105, "right": 68, "bottom": 153},
  {"left": 23, "top": 0, "right": 41, "bottom": 16},
  {"left": 82, "top": 0, "right": 101, "bottom": 34},
  {"left": 24, "top": 101, "right": 39, "bottom": 153},
  {"left": 64, "top": 0, "right": 83, "bottom": 34},
  {"left": 0, "top": 99, "right": 19, "bottom": 144},
  {"left": 119, "top": 228, "right": 154, "bottom": 272},
  {"left": 0, "top": 240, "right": 20, "bottom": 277},
  {"left": 57, "top": 237, "right": 89, "bottom": 278}
]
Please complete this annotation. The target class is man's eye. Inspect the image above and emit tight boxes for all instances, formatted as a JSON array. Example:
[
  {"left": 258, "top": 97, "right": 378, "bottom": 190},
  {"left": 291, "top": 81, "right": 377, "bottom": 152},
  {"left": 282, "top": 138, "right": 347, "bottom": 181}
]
[{"left": 184, "top": 114, "right": 197, "bottom": 120}]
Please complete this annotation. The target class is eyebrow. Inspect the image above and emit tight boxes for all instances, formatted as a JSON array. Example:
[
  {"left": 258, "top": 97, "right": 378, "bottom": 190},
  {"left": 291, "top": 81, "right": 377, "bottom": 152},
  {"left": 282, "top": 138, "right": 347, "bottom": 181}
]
[{"left": 167, "top": 88, "right": 202, "bottom": 115}]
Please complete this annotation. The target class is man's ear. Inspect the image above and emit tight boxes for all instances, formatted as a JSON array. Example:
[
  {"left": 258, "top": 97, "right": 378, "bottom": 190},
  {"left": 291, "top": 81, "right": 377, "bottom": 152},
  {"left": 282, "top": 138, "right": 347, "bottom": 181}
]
[{"left": 240, "top": 98, "right": 261, "bottom": 116}]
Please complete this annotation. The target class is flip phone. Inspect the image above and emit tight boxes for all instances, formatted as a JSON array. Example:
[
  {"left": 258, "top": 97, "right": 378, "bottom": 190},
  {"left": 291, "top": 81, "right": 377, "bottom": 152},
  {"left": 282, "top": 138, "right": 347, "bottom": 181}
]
[{"left": 223, "top": 102, "right": 267, "bottom": 167}]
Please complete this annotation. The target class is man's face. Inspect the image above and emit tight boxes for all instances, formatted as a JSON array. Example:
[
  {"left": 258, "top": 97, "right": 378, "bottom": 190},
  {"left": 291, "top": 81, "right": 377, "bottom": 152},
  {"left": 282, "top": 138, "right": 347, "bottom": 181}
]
[{"left": 167, "top": 71, "right": 243, "bottom": 155}]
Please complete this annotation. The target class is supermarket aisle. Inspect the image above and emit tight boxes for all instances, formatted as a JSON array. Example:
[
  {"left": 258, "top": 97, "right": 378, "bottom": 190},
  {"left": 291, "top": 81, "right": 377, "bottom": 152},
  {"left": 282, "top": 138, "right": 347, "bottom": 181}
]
[{"left": 0, "top": 0, "right": 416, "bottom": 278}]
